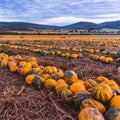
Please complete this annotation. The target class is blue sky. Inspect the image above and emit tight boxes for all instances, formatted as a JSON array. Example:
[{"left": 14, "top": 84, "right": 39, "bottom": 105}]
[{"left": 0, "top": 0, "right": 120, "bottom": 26}]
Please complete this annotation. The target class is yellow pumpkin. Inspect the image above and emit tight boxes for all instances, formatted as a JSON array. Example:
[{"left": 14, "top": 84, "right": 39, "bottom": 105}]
[
  {"left": 43, "top": 66, "right": 55, "bottom": 74},
  {"left": 70, "top": 81, "right": 86, "bottom": 94},
  {"left": 57, "top": 79, "right": 66, "bottom": 83},
  {"left": 103, "top": 80, "right": 119, "bottom": 90},
  {"left": 55, "top": 81, "right": 68, "bottom": 92},
  {"left": 95, "top": 76, "right": 109, "bottom": 83},
  {"left": 110, "top": 96, "right": 120, "bottom": 108},
  {"left": 41, "top": 74, "right": 50, "bottom": 80},
  {"left": 107, "top": 57, "right": 113, "bottom": 62},
  {"left": 64, "top": 70, "right": 78, "bottom": 83},
  {"left": 99, "top": 56, "right": 105, "bottom": 61},
  {"left": 80, "top": 99, "right": 106, "bottom": 114},
  {"left": 44, "top": 79, "right": 57, "bottom": 89},
  {"left": 89, "top": 49, "right": 94, "bottom": 53},
  {"left": 18, "top": 67, "right": 31, "bottom": 76},
  {"left": 19, "top": 61, "right": 32, "bottom": 68},
  {"left": 9, "top": 65, "right": 18, "bottom": 73},
  {"left": 25, "top": 75, "right": 35, "bottom": 85},
  {"left": 71, "top": 54, "right": 78, "bottom": 59},
  {"left": 30, "top": 61, "right": 39, "bottom": 68},
  {"left": 92, "top": 83, "right": 113, "bottom": 103},
  {"left": 85, "top": 79, "right": 97, "bottom": 89}
]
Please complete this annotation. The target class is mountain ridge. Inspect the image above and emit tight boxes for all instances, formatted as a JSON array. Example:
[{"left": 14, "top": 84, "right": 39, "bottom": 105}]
[{"left": 0, "top": 21, "right": 120, "bottom": 31}]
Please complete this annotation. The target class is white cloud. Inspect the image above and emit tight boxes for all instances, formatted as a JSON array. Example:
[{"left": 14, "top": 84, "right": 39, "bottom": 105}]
[
  {"left": 0, "top": 0, "right": 120, "bottom": 25},
  {"left": 38, "top": 16, "right": 87, "bottom": 26}
]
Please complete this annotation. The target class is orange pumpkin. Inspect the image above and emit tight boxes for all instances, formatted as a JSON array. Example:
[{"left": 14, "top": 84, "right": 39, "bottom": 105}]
[
  {"left": 78, "top": 108, "right": 105, "bottom": 120},
  {"left": 55, "top": 81, "right": 68, "bottom": 92},
  {"left": 25, "top": 75, "right": 35, "bottom": 85},
  {"left": 95, "top": 76, "right": 109, "bottom": 83},
  {"left": 44, "top": 79, "right": 57, "bottom": 89},
  {"left": 103, "top": 80, "right": 119, "bottom": 90},
  {"left": 80, "top": 99, "right": 106, "bottom": 114},
  {"left": 92, "top": 83, "right": 113, "bottom": 103},
  {"left": 9, "top": 65, "right": 18, "bottom": 73},
  {"left": 70, "top": 81, "right": 86, "bottom": 94},
  {"left": 18, "top": 67, "right": 31, "bottom": 76},
  {"left": 85, "top": 79, "right": 97, "bottom": 89},
  {"left": 110, "top": 96, "right": 120, "bottom": 108}
]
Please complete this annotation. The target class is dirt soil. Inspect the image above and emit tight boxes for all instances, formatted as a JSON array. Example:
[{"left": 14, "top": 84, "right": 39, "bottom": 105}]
[{"left": 0, "top": 48, "right": 120, "bottom": 120}]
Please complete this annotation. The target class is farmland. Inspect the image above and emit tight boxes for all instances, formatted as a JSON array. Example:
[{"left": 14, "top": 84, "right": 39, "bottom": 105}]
[{"left": 0, "top": 35, "right": 120, "bottom": 120}]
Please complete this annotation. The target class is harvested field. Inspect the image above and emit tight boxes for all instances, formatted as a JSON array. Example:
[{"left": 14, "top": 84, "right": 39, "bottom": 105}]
[{"left": 0, "top": 35, "right": 120, "bottom": 120}]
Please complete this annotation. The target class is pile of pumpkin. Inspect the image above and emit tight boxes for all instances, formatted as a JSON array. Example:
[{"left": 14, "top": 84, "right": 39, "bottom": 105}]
[
  {"left": 0, "top": 43, "right": 83, "bottom": 59},
  {"left": 0, "top": 53, "right": 120, "bottom": 120},
  {"left": 89, "top": 54, "right": 113, "bottom": 63}
]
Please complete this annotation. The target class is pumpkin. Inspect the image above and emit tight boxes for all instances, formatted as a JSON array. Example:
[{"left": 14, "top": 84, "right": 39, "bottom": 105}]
[
  {"left": 105, "top": 108, "right": 120, "bottom": 120},
  {"left": 73, "top": 92, "right": 93, "bottom": 109},
  {"left": 71, "top": 54, "right": 78, "bottom": 59},
  {"left": 9, "top": 65, "right": 18, "bottom": 73},
  {"left": 32, "top": 76, "right": 44, "bottom": 90},
  {"left": 80, "top": 99, "right": 106, "bottom": 114},
  {"left": 92, "top": 83, "right": 113, "bottom": 103},
  {"left": 50, "top": 73, "right": 61, "bottom": 80},
  {"left": 8, "top": 61, "right": 17, "bottom": 67},
  {"left": 51, "top": 66, "right": 57, "bottom": 73},
  {"left": 8, "top": 56, "right": 15, "bottom": 61},
  {"left": 89, "top": 49, "right": 94, "bottom": 53},
  {"left": 95, "top": 49, "right": 99, "bottom": 53},
  {"left": 30, "top": 61, "right": 39, "bottom": 68},
  {"left": 56, "top": 50, "right": 61, "bottom": 55},
  {"left": 99, "top": 56, "right": 105, "bottom": 61},
  {"left": 39, "top": 65, "right": 44, "bottom": 69},
  {"left": 85, "top": 79, "right": 97, "bottom": 89},
  {"left": 14, "top": 55, "right": 22, "bottom": 61},
  {"left": 110, "top": 96, "right": 120, "bottom": 108},
  {"left": 18, "top": 67, "right": 31, "bottom": 76},
  {"left": 102, "top": 50, "right": 108, "bottom": 54},
  {"left": 92, "top": 55, "right": 99, "bottom": 61},
  {"left": 1, "top": 58, "right": 8, "bottom": 67},
  {"left": 70, "top": 81, "right": 86, "bottom": 94},
  {"left": 57, "top": 79, "right": 66, "bottom": 83},
  {"left": 77, "top": 80, "right": 85, "bottom": 84},
  {"left": 107, "top": 57, "right": 113, "bottom": 63},
  {"left": 60, "top": 88, "right": 73, "bottom": 100},
  {"left": 25, "top": 74, "right": 35, "bottom": 85},
  {"left": 37, "top": 70, "right": 44, "bottom": 76},
  {"left": 44, "top": 79, "right": 57, "bottom": 89},
  {"left": 41, "top": 74, "right": 50, "bottom": 80},
  {"left": 78, "top": 108, "right": 105, "bottom": 120},
  {"left": 102, "top": 58, "right": 109, "bottom": 63},
  {"left": 55, "top": 81, "right": 68, "bottom": 92},
  {"left": 56, "top": 71, "right": 64, "bottom": 78},
  {"left": 95, "top": 76, "right": 109, "bottom": 83},
  {"left": 27, "top": 69, "right": 37, "bottom": 75},
  {"left": 78, "top": 53, "right": 83, "bottom": 58},
  {"left": 19, "top": 61, "right": 32, "bottom": 69},
  {"left": 57, "top": 69, "right": 64, "bottom": 78},
  {"left": 33, "top": 67, "right": 42, "bottom": 73},
  {"left": 116, "top": 115, "right": 120, "bottom": 120},
  {"left": 43, "top": 66, "right": 54, "bottom": 74},
  {"left": 65, "top": 53, "right": 70, "bottom": 58},
  {"left": 64, "top": 70, "right": 78, "bottom": 83},
  {"left": 102, "top": 80, "right": 119, "bottom": 90},
  {"left": 61, "top": 53, "right": 65, "bottom": 57}
]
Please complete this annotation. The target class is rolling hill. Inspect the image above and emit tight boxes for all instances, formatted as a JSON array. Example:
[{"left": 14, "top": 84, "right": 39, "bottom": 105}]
[{"left": 0, "top": 21, "right": 120, "bottom": 31}]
